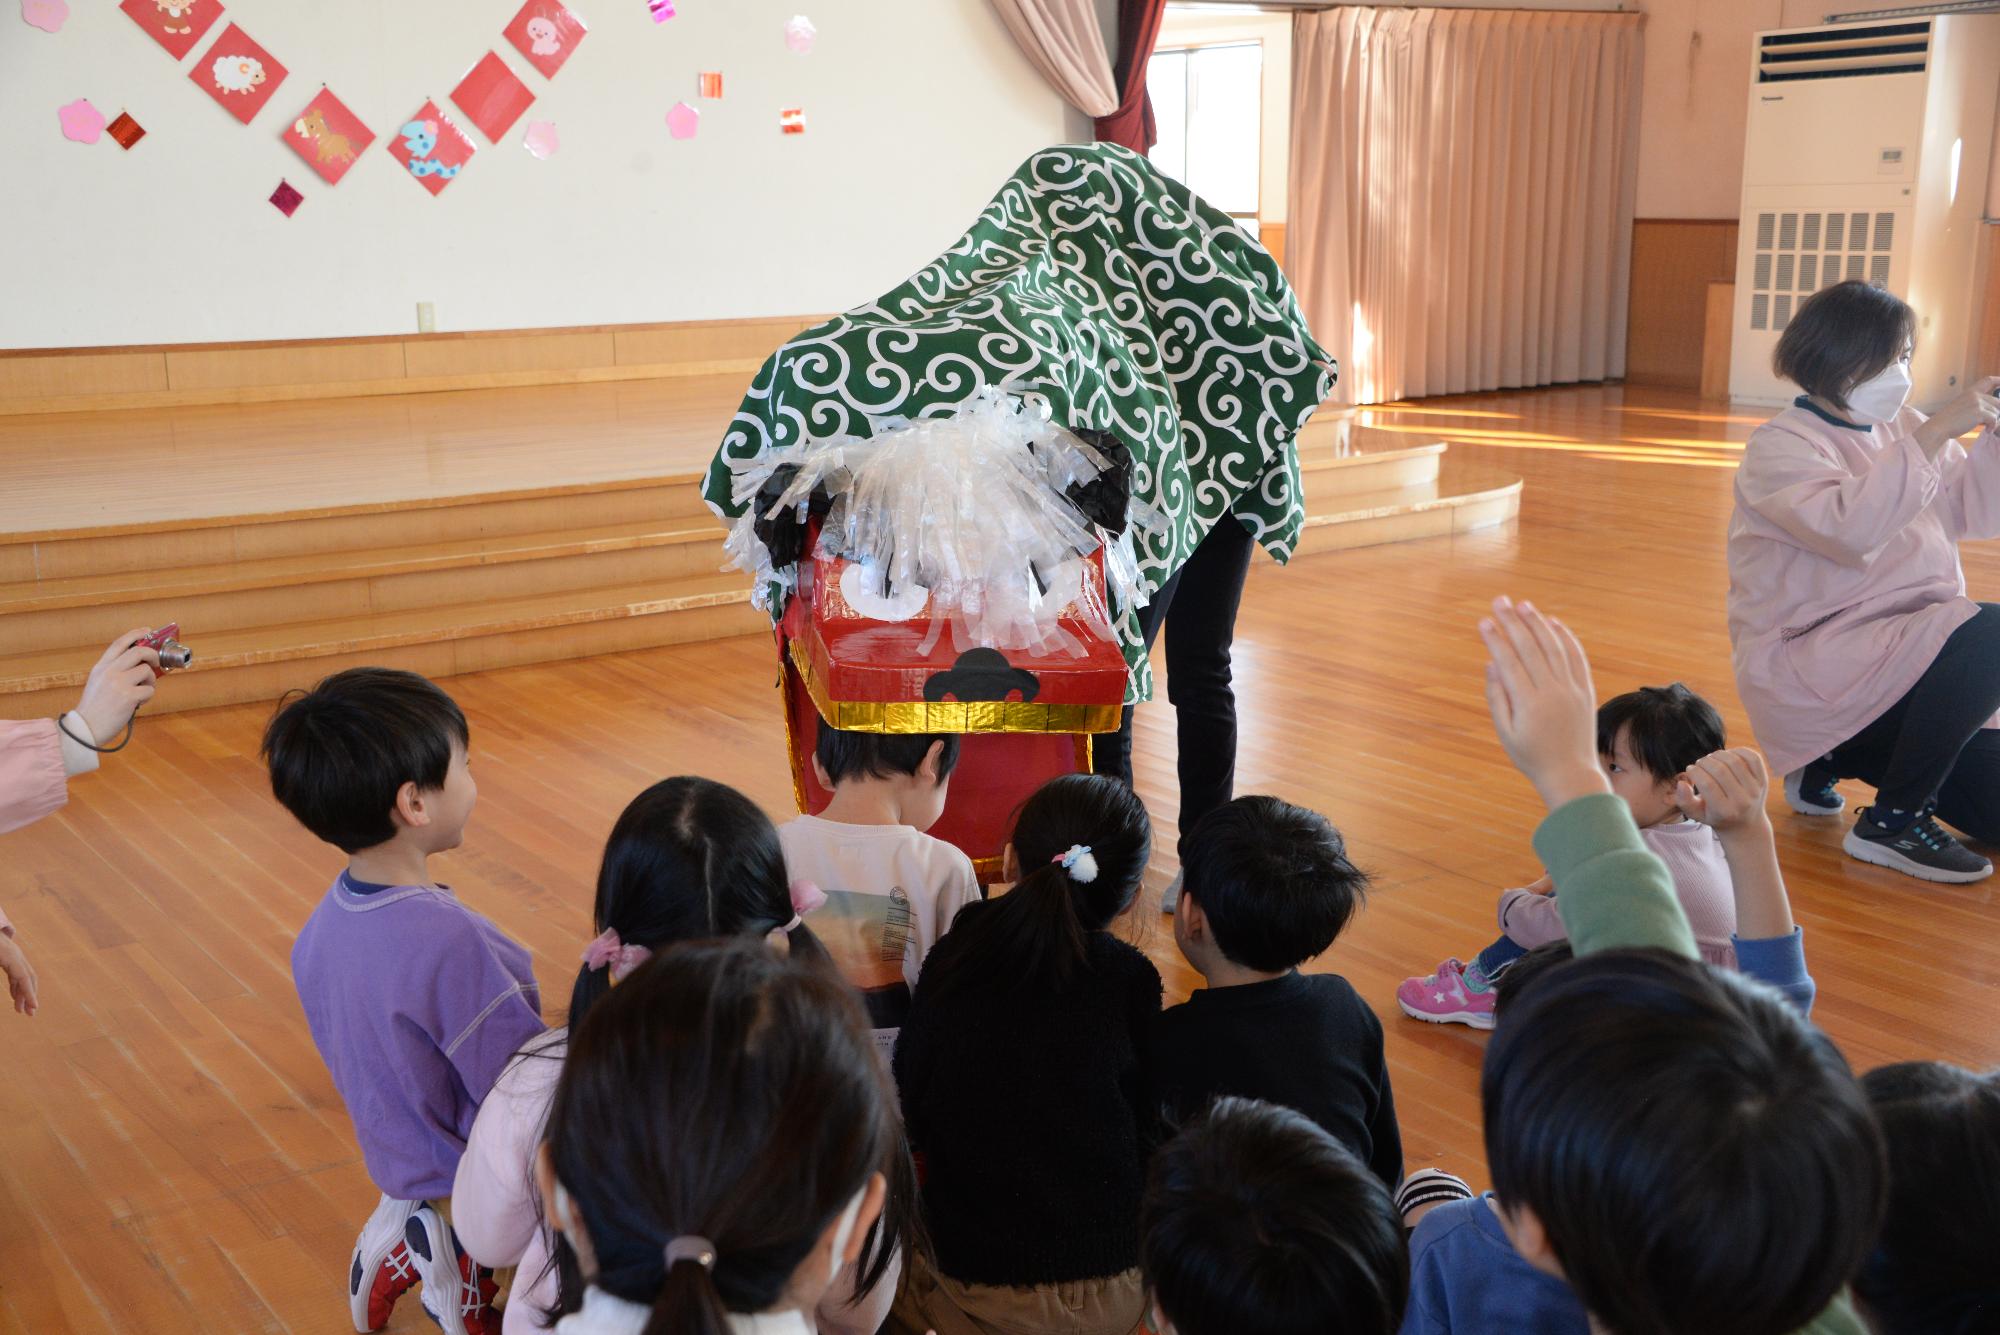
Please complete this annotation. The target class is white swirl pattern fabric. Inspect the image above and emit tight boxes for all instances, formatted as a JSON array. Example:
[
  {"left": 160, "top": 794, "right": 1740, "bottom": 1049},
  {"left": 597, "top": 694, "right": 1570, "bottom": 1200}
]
[{"left": 702, "top": 143, "right": 1336, "bottom": 704}]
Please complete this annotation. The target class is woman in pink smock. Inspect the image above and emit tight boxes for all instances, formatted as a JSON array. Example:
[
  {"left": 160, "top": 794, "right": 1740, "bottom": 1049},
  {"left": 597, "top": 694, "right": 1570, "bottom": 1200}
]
[
  {"left": 0, "top": 629, "right": 162, "bottom": 1013},
  {"left": 1728, "top": 280, "right": 2000, "bottom": 883}
]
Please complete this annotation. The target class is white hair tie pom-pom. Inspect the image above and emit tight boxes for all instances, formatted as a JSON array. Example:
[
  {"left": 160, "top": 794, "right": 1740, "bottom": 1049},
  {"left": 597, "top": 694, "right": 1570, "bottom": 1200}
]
[{"left": 1052, "top": 845, "right": 1098, "bottom": 883}]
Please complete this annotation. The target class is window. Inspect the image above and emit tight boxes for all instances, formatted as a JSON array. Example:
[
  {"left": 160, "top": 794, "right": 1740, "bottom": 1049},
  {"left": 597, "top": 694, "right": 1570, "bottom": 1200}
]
[{"left": 1147, "top": 42, "right": 1263, "bottom": 239}]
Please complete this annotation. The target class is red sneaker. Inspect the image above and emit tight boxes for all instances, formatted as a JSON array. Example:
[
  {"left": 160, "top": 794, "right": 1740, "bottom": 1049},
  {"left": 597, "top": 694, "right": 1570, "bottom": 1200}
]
[
  {"left": 405, "top": 1204, "right": 502, "bottom": 1335},
  {"left": 348, "top": 1195, "right": 421, "bottom": 1332}
]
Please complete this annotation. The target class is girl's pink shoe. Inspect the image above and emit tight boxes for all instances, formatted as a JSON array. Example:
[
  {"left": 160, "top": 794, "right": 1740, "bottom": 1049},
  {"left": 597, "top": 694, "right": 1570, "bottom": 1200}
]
[{"left": 1396, "top": 957, "right": 1497, "bottom": 1030}]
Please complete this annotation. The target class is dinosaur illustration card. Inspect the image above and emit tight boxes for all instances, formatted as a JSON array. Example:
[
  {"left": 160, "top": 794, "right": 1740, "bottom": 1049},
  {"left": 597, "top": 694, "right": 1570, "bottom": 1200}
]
[
  {"left": 386, "top": 101, "right": 475, "bottom": 196},
  {"left": 119, "top": 0, "right": 222, "bottom": 60},
  {"left": 283, "top": 87, "right": 373, "bottom": 185},
  {"left": 189, "top": 23, "right": 287, "bottom": 125},
  {"left": 503, "top": 1, "right": 587, "bottom": 80},
  {"left": 449, "top": 51, "right": 534, "bottom": 144}
]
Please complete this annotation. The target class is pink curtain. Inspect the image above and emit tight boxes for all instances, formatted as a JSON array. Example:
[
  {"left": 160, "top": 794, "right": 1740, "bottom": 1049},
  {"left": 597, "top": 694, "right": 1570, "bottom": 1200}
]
[
  {"left": 1290, "top": 8, "right": 1644, "bottom": 405},
  {"left": 988, "top": 0, "right": 1119, "bottom": 119}
]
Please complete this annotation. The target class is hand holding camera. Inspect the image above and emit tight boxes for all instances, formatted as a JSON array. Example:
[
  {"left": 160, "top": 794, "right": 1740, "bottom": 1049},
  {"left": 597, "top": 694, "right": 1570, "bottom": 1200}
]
[{"left": 73, "top": 624, "right": 191, "bottom": 746}]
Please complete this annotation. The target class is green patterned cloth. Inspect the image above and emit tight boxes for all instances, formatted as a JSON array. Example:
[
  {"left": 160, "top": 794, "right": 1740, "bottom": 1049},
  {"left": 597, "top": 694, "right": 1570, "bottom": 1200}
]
[{"left": 704, "top": 143, "right": 1335, "bottom": 704}]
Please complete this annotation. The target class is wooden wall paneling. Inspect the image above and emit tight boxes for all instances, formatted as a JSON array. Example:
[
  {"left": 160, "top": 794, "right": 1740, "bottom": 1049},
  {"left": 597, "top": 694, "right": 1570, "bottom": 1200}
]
[
  {"left": 164, "top": 342, "right": 408, "bottom": 392},
  {"left": 401, "top": 331, "right": 618, "bottom": 379},
  {"left": 0, "top": 351, "right": 168, "bottom": 402},
  {"left": 1262, "top": 221, "right": 1288, "bottom": 271},
  {"left": 1625, "top": 219, "right": 1739, "bottom": 390},
  {"left": 1701, "top": 281, "right": 1735, "bottom": 401}
]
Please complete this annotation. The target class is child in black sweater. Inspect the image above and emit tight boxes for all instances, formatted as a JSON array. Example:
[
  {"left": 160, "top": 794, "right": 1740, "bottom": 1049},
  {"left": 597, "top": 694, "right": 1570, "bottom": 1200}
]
[
  {"left": 1148, "top": 795, "right": 1403, "bottom": 1187},
  {"left": 890, "top": 774, "right": 1161, "bottom": 1335}
]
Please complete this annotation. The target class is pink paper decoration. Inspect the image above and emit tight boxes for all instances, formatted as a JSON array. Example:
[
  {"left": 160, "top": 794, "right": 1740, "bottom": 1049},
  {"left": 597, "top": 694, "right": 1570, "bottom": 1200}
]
[
  {"left": 504, "top": 0, "right": 587, "bottom": 79},
  {"left": 21, "top": 0, "right": 68, "bottom": 33},
  {"left": 784, "top": 14, "right": 815, "bottom": 53},
  {"left": 666, "top": 101, "right": 699, "bottom": 140},
  {"left": 269, "top": 178, "right": 303, "bottom": 216},
  {"left": 648, "top": 0, "right": 673, "bottom": 20},
  {"left": 523, "top": 119, "right": 559, "bottom": 158},
  {"left": 58, "top": 98, "right": 105, "bottom": 144},
  {"left": 450, "top": 51, "right": 535, "bottom": 143}
]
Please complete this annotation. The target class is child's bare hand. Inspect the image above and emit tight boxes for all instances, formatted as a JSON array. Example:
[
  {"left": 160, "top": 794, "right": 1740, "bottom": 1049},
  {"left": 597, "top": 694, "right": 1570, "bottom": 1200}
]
[
  {"left": 1480, "top": 596, "right": 1609, "bottom": 810},
  {"left": 0, "top": 935, "right": 39, "bottom": 1017},
  {"left": 1523, "top": 872, "right": 1555, "bottom": 896},
  {"left": 1676, "top": 748, "right": 1773, "bottom": 836}
]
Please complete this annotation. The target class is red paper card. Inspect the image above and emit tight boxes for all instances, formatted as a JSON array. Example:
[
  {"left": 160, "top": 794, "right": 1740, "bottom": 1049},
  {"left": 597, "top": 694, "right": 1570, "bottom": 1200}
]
[
  {"left": 450, "top": 52, "right": 534, "bottom": 144},
  {"left": 387, "top": 101, "right": 475, "bottom": 196},
  {"left": 189, "top": 23, "right": 287, "bottom": 125},
  {"left": 107, "top": 111, "right": 146, "bottom": 149},
  {"left": 283, "top": 87, "right": 374, "bottom": 185},
  {"left": 697, "top": 71, "right": 722, "bottom": 99},
  {"left": 503, "top": 0, "right": 587, "bottom": 79},
  {"left": 119, "top": 0, "right": 222, "bottom": 60},
  {"left": 269, "top": 179, "right": 302, "bottom": 216}
]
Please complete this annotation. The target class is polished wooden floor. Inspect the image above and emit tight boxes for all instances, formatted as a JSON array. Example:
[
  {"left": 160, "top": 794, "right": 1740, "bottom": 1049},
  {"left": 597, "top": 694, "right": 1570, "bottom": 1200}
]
[{"left": 1, "top": 384, "right": 1997, "bottom": 1333}]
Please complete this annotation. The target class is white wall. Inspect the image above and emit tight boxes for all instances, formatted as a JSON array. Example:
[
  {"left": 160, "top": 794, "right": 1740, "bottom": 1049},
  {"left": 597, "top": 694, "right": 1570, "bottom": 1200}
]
[{"left": 0, "top": 0, "right": 1078, "bottom": 347}]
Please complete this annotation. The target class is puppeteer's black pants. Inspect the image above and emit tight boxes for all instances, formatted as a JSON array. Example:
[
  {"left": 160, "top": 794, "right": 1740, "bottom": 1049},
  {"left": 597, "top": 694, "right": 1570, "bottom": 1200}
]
[{"left": 1093, "top": 516, "right": 1256, "bottom": 858}]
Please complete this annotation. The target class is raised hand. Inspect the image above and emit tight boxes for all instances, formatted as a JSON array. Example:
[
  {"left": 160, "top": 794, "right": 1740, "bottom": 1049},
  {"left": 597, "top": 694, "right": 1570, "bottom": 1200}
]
[
  {"left": 73, "top": 628, "right": 160, "bottom": 744},
  {"left": 1479, "top": 595, "right": 1610, "bottom": 811}
]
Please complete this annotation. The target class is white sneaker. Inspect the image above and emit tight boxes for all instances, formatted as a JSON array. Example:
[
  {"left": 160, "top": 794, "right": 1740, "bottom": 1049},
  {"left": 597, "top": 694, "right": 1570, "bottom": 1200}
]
[
  {"left": 404, "top": 1204, "right": 500, "bottom": 1335},
  {"left": 347, "top": 1194, "right": 421, "bottom": 1333}
]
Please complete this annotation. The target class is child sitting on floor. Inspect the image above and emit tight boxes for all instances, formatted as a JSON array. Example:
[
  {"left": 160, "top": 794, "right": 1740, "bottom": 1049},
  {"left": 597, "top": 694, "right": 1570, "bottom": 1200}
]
[
  {"left": 890, "top": 772, "right": 1161, "bottom": 1335},
  {"left": 1402, "top": 745, "right": 1828, "bottom": 1335},
  {"left": 534, "top": 938, "right": 895, "bottom": 1335},
  {"left": 1147, "top": 796, "right": 1402, "bottom": 1188},
  {"left": 779, "top": 722, "right": 979, "bottom": 1055},
  {"left": 1465, "top": 595, "right": 1881, "bottom": 1335},
  {"left": 1141, "top": 1097, "right": 1408, "bottom": 1335},
  {"left": 267, "top": 668, "right": 544, "bottom": 1335},
  {"left": 451, "top": 777, "right": 906, "bottom": 1335},
  {"left": 1399, "top": 682, "right": 1736, "bottom": 1029}
]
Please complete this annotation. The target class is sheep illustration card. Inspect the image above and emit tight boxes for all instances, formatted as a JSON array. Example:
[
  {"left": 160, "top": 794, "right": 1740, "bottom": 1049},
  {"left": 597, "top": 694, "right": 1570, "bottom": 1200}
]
[
  {"left": 503, "top": 1, "right": 587, "bottom": 80},
  {"left": 386, "top": 101, "right": 475, "bottom": 196},
  {"left": 119, "top": 0, "right": 223, "bottom": 61},
  {"left": 190, "top": 23, "right": 287, "bottom": 125},
  {"left": 283, "top": 88, "right": 373, "bottom": 185}
]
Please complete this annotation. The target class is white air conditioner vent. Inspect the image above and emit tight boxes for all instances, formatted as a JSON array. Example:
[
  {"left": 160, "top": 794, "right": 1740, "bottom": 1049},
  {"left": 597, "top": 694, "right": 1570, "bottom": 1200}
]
[{"left": 1757, "top": 20, "right": 1930, "bottom": 82}]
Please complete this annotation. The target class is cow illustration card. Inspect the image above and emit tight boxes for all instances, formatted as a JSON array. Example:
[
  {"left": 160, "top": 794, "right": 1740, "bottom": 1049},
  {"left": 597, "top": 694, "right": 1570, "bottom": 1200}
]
[
  {"left": 119, "top": 0, "right": 222, "bottom": 60},
  {"left": 283, "top": 87, "right": 374, "bottom": 185},
  {"left": 190, "top": 23, "right": 287, "bottom": 125}
]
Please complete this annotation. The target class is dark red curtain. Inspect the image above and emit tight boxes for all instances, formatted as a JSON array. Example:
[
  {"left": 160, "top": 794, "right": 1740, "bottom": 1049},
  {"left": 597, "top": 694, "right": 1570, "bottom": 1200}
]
[{"left": 1091, "top": 0, "right": 1168, "bottom": 152}]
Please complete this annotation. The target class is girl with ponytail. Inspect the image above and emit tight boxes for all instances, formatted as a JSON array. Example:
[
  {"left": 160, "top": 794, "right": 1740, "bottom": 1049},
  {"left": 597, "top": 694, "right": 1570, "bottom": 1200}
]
[
  {"left": 452, "top": 777, "right": 908, "bottom": 1335},
  {"left": 536, "top": 938, "right": 894, "bottom": 1335},
  {"left": 890, "top": 773, "right": 1162, "bottom": 1335}
]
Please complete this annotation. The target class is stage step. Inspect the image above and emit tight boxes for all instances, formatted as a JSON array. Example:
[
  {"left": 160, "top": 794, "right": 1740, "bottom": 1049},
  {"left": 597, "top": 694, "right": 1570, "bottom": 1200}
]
[{"left": 0, "top": 433, "right": 1517, "bottom": 718}]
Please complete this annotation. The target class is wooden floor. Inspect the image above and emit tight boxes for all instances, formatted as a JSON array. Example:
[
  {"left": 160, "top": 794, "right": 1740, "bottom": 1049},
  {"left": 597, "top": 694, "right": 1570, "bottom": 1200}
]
[{"left": 1, "top": 384, "right": 1996, "bottom": 1333}]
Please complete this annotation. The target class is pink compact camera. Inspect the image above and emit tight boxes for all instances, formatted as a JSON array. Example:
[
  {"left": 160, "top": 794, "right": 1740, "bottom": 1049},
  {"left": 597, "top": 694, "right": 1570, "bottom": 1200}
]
[{"left": 140, "top": 623, "right": 194, "bottom": 676}]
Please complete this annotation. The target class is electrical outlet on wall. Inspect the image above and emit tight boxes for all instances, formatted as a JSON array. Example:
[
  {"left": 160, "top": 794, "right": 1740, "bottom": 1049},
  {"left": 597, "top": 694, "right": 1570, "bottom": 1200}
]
[{"left": 417, "top": 302, "right": 437, "bottom": 333}]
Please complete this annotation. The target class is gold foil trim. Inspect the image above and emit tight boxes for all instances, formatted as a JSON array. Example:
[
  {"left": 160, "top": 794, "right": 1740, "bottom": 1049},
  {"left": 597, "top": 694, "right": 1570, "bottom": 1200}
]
[{"left": 788, "top": 638, "right": 1122, "bottom": 735}]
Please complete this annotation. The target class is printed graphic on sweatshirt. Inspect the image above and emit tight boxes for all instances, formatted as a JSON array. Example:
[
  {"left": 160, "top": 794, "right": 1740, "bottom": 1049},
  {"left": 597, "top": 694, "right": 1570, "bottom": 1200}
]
[{"left": 813, "top": 887, "right": 916, "bottom": 1031}]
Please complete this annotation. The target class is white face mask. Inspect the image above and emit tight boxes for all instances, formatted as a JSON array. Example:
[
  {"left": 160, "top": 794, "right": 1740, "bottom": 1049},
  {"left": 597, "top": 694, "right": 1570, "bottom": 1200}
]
[{"left": 1846, "top": 361, "right": 1912, "bottom": 424}]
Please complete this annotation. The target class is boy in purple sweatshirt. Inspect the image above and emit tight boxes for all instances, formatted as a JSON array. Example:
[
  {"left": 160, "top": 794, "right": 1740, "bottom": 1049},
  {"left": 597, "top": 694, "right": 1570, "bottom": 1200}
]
[{"left": 266, "top": 668, "right": 544, "bottom": 1335}]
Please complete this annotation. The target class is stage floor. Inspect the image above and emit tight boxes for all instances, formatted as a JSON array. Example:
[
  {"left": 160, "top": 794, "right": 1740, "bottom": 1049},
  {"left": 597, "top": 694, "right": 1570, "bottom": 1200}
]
[
  {"left": 1, "top": 383, "right": 1996, "bottom": 1333},
  {"left": 0, "top": 376, "right": 748, "bottom": 534}
]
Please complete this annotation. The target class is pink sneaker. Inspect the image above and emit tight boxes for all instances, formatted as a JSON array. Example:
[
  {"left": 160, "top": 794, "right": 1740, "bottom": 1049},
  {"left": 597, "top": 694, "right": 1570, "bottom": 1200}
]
[{"left": 1397, "top": 958, "right": 1497, "bottom": 1030}]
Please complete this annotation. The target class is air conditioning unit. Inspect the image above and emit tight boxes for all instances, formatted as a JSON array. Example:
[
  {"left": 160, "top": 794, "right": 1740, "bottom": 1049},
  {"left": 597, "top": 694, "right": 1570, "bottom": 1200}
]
[{"left": 1729, "top": 15, "right": 2000, "bottom": 408}]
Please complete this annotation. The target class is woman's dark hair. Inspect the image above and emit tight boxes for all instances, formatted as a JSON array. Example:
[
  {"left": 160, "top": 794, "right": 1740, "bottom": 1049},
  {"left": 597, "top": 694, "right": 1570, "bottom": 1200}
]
[
  {"left": 1483, "top": 949, "right": 1884, "bottom": 1335},
  {"left": 1773, "top": 279, "right": 1916, "bottom": 411},
  {"left": 1141, "top": 1098, "right": 1407, "bottom": 1335},
  {"left": 545, "top": 940, "right": 894, "bottom": 1335},
  {"left": 1180, "top": 796, "right": 1367, "bottom": 973},
  {"left": 1854, "top": 1061, "right": 2000, "bottom": 1334},
  {"left": 260, "top": 667, "right": 469, "bottom": 853},
  {"left": 915, "top": 773, "right": 1150, "bottom": 1004},
  {"left": 567, "top": 776, "right": 829, "bottom": 1032},
  {"left": 1597, "top": 684, "right": 1725, "bottom": 784}
]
